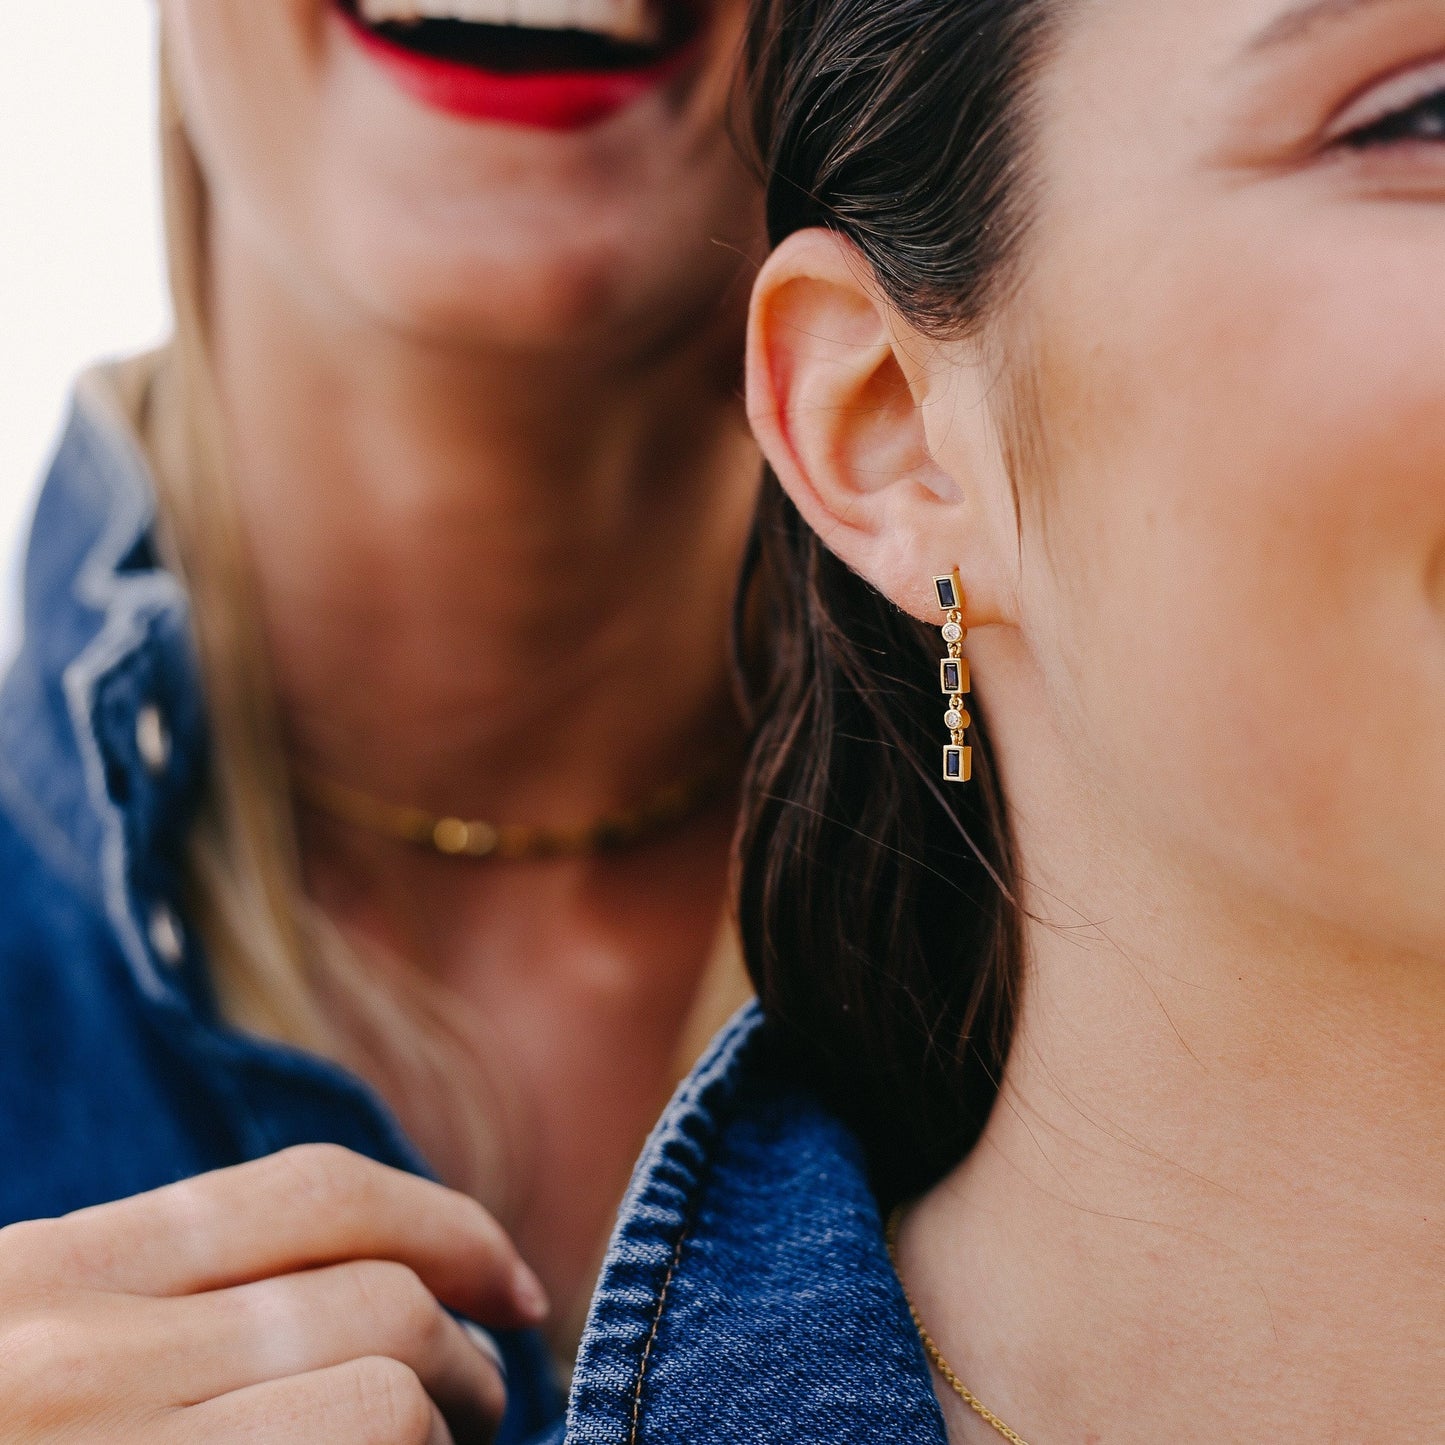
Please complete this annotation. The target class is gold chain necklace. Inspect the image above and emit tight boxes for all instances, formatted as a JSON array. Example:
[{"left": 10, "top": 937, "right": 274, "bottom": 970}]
[
  {"left": 886, "top": 1207, "right": 1035, "bottom": 1445},
  {"left": 293, "top": 750, "right": 735, "bottom": 862}
]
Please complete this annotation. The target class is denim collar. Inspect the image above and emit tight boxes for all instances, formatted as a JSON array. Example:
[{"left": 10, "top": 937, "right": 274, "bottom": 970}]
[
  {"left": 0, "top": 361, "right": 208, "bottom": 1006},
  {"left": 0, "top": 359, "right": 426, "bottom": 1159},
  {"left": 566, "top": 1005, "right": 949, "bottom": 1444}
]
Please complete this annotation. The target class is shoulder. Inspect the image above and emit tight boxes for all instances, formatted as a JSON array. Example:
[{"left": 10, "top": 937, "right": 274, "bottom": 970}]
[{"left": 566, "top": 1006, "right": 947, "bottom": 1445}]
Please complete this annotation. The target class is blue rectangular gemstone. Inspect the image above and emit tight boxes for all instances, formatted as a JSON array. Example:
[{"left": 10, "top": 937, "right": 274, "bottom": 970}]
[
  {"left": 934, "top": 575, "right": 960, "bottom": 611},
  {"left": 944, "top": 745, "right": 972, "bottom": 783},
  {"left": 941, "top": 660, "right": 962, "bottom": 694}
]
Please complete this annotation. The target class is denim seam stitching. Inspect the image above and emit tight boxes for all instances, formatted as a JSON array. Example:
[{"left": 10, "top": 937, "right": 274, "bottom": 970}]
[{"left": 627, "top": 1210, "right": 692, "bottom": 1445}]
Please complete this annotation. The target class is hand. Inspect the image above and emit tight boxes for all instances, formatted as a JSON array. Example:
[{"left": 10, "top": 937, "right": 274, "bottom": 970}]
[{"left": 0, "top": 1144, "right": 549, "bottom": 1443}]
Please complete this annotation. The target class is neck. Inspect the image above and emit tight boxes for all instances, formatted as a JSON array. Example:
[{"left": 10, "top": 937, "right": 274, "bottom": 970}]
[
  {"left": 209, "top": 218, "right": 759, "bottom": 828},
  {"left": 902, "top": 749, "right": 1445, "bottom": 1442}
]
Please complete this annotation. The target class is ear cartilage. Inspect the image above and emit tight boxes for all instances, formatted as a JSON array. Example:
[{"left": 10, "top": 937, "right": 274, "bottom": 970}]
[{"left": 935, "top": 570, "right": 973, "bottom": 784}]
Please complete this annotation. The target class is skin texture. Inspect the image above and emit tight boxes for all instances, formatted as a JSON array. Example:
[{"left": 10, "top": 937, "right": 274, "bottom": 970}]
[
  {"left": 1, "top": 0, "right": 762, "bottom": 1436},
  {"left": 747, "top": 0, "right": 1445, "bottom": 1439}
]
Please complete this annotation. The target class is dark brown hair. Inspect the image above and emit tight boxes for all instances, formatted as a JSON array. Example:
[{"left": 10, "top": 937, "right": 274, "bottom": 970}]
[{"left": 736, "top": 0, "right": 1062, "bottom": 1198}]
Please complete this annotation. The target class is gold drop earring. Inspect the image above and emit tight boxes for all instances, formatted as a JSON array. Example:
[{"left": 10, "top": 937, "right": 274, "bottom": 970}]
[{"left": 934, "top": 570, "right": 972, "bottom": 783}]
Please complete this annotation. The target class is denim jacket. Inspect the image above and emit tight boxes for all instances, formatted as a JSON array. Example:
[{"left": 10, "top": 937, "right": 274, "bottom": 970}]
[
  {"left": 0, "top": 365, "right": 562, "bottom": 1444},
  {"left": 566, "top": 1006, "right": 949, "bottom": 1444}
]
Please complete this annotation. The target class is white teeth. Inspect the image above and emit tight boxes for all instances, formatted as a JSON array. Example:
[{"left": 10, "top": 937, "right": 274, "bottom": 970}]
[{"left": 355, "top": 0, "right": 661, "bottom": 45}]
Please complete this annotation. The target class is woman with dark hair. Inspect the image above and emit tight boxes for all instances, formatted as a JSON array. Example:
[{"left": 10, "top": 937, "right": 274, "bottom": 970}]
[{"left": 561, "top": 0, "right": 1445, "bottom": 1439}]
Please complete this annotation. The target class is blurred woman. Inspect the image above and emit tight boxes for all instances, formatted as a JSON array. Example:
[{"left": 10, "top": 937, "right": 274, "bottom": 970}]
[
  {"left": 0, "top": 2, "right": 761, "bottom": 1440},
  {"left": 562, "top": 0, "right": 1445, "bottom": 1439}
]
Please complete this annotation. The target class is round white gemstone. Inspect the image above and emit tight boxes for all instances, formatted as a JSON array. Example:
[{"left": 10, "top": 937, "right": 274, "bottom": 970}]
[
  {"left": 945, "top": 710, "right": 964, "bottom": 731},
  {"left": 942, "top": 622, "right": 964, "bottom": 644}
]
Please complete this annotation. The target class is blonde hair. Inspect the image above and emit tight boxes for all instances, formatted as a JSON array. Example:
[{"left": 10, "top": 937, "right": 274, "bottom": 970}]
[{"left": 155, "top": 58, "right": 331, "bottom": 1049}]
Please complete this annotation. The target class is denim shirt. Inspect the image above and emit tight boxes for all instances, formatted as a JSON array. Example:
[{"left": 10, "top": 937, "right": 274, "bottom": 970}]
[
  {"left": 566, "top": 1006, "right": 949, "bottom": 1444},
  {"left": 0, "top": 367, "right": 562, "bottom": 1444}
]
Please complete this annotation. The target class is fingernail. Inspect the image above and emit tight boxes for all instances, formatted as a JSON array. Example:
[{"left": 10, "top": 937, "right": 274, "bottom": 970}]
[
  {"left": 461, "top": 1320, "right": 507, "bottom": 1377},
  {"left": 512, "top": 1261, "right": 550, "bottom": 1323}
]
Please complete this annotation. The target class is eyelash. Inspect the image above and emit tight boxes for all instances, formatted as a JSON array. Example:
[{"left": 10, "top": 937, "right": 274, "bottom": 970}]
[{"left": 1342, "top": 85, "right": 1445, "bottom": 149}]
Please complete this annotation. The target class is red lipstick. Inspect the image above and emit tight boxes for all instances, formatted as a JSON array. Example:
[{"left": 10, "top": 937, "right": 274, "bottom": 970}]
[{"left": 337, "top": 4, "right": 701, "bottom": 131}]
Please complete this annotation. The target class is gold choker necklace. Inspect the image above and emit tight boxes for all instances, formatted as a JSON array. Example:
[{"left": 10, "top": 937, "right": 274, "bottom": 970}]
[
  {"left": 294, "top": 751, "right": 736, "bottom": 863},
  {"left": 886, "top": 1207, "right": 1034, "bottom": 1445}
]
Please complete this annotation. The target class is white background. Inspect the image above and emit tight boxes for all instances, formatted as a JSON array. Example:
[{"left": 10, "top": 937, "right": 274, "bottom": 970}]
[{"left": 0, "top": 2, "right": 169, "bottom": 665}]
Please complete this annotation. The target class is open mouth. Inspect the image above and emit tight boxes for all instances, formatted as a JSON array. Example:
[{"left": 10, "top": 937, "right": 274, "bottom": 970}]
[
  {"left": 332, "top": 0, "right": 710, "bottom": 130},
  {"left": 338, "top": 0, "right": 707, "bottom": 127},
  {"left": 350, "top": 0, "right": 694, "bottom": 68}
]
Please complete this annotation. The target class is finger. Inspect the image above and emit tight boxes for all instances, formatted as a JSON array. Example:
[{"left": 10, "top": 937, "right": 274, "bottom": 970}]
[
  {"left": 458, "top": 1321, "right": 506, "bottom": 1377},
  {"left": 166, "top": 1357, "right": 460, "bottom": 1445},
  {"left": 46, "top": 1146, "right": 547, "bottom": 1328},
  {"left": 158, "top": 1260, "right": 506, "bottom": 1437}
]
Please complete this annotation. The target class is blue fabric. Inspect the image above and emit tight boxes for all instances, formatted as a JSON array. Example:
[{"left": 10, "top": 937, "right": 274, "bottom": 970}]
[
  {"left": 0, "top": 373, "right": 562, "bottom": 1445},
  {"left": 566, "top": 1006, "right": 949, "bottom": 1444}
]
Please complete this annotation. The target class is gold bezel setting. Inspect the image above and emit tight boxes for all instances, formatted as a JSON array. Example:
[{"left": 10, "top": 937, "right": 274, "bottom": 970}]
[
  {"left": 944, "top": 745, "right": 973, "bottom": 783},
  {"left": 940, "top": 658, "right": 969, "bottom": 696}
]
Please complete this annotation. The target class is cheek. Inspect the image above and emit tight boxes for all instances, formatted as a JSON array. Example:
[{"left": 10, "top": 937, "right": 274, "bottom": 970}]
[
  {"left": 163, "top": 0, "right": 325, "bottom": 249},
  {"left": 1026, "top": 215, "right": 1445, "bottom": 943}
]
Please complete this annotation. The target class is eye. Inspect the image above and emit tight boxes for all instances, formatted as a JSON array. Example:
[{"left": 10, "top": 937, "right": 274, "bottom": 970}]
[
  {"left": 1332, "top": 59, "right": 1445, "bottom": 149},
  {"left": 1343, "top": 85, "right": 1445, "bottom": 147}
]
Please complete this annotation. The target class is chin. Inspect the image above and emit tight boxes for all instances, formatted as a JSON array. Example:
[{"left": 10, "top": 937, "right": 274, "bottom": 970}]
[
  {"left": 179, "top": 0, "right": 759, "bottom": 357},
  {"left": 326, "top": 227, "right": 741, "bottom": 356},
  {"left": 346, "top": 246, "right": 639, "bottom": 352},
  {"left": 288, "top": 0, "right": 758, "bottom": 349},
  {"left": 318, "top": 161, "right": 758, "bottom": 357}
]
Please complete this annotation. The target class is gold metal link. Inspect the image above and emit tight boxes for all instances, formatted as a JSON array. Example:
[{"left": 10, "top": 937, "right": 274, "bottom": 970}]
[{"left": 293, "top": 748, "right": 735, "bottom": 863}]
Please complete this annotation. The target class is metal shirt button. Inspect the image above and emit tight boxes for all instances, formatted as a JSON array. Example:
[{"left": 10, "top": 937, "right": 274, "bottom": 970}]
[
  {"left": 136, "top": 703, "right": 171, "bottom": 776},
  {"left": 148, "top": 904, "right": 186, "bottom": 968}
]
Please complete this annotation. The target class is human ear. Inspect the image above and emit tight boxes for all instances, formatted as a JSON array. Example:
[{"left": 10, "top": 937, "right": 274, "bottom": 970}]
[{"left": 746, "top": 228, "right": 1016, "bottom": 627}]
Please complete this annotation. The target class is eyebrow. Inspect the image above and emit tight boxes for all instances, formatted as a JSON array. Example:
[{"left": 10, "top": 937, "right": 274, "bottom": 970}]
[{"left": 1248, "top": 0, "right": 1414, "bottom": 52}]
